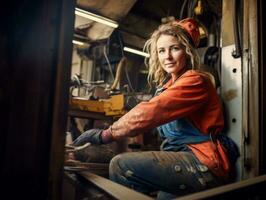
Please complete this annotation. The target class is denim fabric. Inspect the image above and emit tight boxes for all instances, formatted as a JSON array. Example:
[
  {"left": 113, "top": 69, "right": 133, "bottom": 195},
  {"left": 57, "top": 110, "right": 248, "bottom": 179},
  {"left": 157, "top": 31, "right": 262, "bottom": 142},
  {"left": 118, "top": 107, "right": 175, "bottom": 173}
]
[
  {"left": 157, "top": 118, "right": 211, "bottom": 152},
  {"left": 155, "top": 85, "right": 210, "bottom": 150},
  {"left": 109, "top": 151, "right": 222, "bottom": 199}
]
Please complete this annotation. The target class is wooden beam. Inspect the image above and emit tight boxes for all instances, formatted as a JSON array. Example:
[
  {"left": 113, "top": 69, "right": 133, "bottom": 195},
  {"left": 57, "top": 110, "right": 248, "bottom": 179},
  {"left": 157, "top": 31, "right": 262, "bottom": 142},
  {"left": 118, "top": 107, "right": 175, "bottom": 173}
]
[
  {"left": 174, "top": 175, "right": 266, "bottom": 200},
  {"left": 79, "top": 171, "right": 153, "bottom": 200}
]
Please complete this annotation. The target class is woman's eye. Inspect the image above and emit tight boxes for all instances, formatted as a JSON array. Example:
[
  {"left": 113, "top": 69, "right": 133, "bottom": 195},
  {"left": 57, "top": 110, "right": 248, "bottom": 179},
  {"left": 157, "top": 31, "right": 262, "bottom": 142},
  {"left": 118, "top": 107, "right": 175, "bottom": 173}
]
[
  {"left": 171, "top": 46, "right": 180, "bottom": 51},
  {"left": 158, "top": 49, "right": 165, "bottom": 54}
]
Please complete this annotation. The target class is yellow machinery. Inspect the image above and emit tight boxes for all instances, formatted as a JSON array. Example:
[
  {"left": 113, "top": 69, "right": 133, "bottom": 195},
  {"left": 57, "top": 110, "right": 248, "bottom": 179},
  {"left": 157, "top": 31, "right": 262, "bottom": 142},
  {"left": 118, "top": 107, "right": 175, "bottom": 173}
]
[{"left": 69, "top": 94, "right": 126, "bottom": 116}]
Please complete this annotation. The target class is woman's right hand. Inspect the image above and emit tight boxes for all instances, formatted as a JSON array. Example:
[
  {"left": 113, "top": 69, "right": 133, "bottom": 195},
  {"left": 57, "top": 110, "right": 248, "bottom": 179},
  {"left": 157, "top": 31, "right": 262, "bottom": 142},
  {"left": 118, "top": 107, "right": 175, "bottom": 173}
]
[{"left": 72, "top": 129, "right": 104, "bottom": 146}]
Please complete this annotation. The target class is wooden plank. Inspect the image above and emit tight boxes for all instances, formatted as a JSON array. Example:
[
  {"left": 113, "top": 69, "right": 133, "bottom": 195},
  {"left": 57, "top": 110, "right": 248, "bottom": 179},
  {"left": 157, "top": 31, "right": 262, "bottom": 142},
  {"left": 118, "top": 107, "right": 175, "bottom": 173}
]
[
  {"left": 68, "top": 109, "right": 113, "bottom": 120},
  {"left": 79, "top": 171, "right": 153, "bottom": 200},
  {"left": 65, "top": 161, "right": 109, "bottom": 177},
  {"left": 175, "top": 174, "right": 266, "bottom": 200}
]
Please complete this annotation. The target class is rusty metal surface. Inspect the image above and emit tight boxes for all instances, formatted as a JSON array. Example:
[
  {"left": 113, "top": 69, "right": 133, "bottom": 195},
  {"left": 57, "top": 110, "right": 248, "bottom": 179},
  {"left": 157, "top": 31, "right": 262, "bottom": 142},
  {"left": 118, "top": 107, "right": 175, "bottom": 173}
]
[
  {"left": 221, "top": 0, "right": 234, "bottom": 46},
  {"left": 69, "top": 94, "right": 126, "bottom": 116}
]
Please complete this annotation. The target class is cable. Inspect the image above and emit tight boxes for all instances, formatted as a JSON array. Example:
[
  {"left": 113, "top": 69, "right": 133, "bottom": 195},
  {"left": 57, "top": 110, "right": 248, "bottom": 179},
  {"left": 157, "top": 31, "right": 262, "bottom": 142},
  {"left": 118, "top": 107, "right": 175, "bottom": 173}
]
[
  {"left": 117, "top": 32, "right": 135, "bottom": 93},
  {"left": 232, "top": 0, "right": 242, "bottom": 58},
  {"left": 124, "top": 61, "right": 135, "bottom": 93},
  {"left": 111, "top": 57, "right": 126, "bottom": 90},
  {"left": 180, "top": 0, "right": 188, "bottom": 19},
  {"left": 103, "top": 45, "right": 115, "bottom": 81},
  {"left": 118, "top": 31, "right": 125, "bottom": 57},
  {"left": 188, "top": 0, "right": 198, "bottom": 18}
]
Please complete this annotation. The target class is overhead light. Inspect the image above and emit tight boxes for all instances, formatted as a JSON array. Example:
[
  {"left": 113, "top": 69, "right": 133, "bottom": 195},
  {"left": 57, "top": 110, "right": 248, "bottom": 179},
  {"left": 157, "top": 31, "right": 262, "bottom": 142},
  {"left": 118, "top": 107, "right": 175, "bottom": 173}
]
[
  {"left": 75, "top": 8, "right": 119, "bottom": 28},
  {"left": 72, "top": 40, "right": 85, "bottom": 46},
  {"left": 123, "top": 47, "right": 150, "bottom": 58}
]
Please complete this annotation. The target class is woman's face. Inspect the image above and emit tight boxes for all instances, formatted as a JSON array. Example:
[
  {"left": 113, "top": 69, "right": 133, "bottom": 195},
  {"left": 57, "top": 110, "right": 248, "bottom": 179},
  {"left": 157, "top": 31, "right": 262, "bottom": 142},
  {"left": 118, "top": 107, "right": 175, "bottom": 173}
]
[{"left": 157, "top": 34, "right": 187, "bottom": 78}]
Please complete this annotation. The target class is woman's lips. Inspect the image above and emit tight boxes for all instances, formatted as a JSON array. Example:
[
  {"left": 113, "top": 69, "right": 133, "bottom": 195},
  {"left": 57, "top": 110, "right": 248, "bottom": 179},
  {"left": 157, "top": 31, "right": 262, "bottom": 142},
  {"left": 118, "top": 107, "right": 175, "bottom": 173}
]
[{"left": 165, "top": 62, "right": 175, "bottom": 67}]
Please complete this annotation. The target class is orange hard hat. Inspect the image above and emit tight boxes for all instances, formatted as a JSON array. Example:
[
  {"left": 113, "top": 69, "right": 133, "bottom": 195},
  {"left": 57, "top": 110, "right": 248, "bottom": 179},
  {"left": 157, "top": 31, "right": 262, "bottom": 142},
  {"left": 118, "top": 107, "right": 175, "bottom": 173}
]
[{"left": 176, "top": 18, "right": 200, "bottom": 47}]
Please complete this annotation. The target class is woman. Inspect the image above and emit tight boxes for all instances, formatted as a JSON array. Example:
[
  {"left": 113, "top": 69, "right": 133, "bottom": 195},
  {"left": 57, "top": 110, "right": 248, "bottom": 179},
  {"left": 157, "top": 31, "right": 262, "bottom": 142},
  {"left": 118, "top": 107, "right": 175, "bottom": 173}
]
[{"left": 72, "top": 18, "right": 231, "bottom": 198}]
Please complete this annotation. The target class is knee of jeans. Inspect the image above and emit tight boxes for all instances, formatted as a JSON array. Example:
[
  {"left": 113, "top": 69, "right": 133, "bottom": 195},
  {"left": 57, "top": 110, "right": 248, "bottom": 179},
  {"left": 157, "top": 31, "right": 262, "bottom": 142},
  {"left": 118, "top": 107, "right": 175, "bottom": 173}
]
[{"left": 109, "top": 154, "right": 123, "bottom": 176}]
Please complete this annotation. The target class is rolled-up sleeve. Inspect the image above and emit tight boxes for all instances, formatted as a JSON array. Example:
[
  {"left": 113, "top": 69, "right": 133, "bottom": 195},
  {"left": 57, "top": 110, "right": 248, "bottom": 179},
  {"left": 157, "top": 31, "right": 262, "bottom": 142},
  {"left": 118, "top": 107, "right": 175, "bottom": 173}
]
[{"left": 110, "top": 73, "right": 210, "bottom": 140}]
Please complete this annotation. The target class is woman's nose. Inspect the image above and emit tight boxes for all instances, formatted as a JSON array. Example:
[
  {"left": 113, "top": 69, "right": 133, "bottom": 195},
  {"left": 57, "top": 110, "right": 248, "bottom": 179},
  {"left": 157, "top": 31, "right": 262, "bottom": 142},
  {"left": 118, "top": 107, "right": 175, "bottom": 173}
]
[{"left": 165, "top": 50, "right": 172, "bottom": 59}]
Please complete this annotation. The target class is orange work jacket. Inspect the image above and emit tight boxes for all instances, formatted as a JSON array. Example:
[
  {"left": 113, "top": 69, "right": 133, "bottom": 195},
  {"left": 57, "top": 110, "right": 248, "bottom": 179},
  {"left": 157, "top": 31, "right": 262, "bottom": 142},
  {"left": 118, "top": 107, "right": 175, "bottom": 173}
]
[{"left": 109, "top": 70, "right": 230, "bottom": 178}]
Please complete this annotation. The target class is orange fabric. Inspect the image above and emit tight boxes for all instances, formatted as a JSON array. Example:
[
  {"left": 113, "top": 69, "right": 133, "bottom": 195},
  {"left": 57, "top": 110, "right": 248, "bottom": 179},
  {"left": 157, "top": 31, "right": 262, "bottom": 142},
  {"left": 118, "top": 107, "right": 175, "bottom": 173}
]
[
  {"left": 110, "top": 70, "right": 230, "bottom": 178},
  {"left": 188, "top": 141, "right": 230, "bottom": 178},
  {"left": 176, "top": 18, "right": 200, "bottom": 47}
]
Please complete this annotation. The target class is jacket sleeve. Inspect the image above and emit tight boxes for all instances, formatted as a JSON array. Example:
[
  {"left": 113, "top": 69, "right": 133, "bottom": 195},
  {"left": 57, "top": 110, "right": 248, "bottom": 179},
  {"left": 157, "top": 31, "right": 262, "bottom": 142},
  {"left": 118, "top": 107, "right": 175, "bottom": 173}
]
[{"left": 110, "top": 73, "right": 210, "bottom": 140}]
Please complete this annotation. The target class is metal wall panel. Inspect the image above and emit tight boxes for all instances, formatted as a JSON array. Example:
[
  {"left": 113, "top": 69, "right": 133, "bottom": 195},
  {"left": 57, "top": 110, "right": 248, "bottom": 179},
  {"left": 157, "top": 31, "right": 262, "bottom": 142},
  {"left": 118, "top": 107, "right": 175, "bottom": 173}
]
[{"left": 221, "top": 45, "right": 242, "bottom": 180}]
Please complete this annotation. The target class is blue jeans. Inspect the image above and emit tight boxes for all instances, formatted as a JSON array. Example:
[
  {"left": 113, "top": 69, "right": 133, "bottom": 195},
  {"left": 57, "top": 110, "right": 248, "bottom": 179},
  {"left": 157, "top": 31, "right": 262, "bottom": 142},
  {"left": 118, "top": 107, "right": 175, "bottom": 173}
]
[{"left": 109, "top": 151, "right": 223, "bottom": 199}]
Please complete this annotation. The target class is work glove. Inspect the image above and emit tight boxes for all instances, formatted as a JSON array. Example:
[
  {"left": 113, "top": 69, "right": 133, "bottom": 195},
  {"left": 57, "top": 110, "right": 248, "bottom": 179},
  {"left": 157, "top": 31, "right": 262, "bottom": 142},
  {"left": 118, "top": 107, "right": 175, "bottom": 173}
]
[{"left": 72, "top": 128, "right": 113, "bottom": 146}]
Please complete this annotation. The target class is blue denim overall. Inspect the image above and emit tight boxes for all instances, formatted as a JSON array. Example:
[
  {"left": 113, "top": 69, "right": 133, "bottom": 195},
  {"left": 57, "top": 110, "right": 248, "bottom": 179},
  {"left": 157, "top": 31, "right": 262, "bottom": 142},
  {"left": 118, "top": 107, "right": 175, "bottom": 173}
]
[{"left": 109, "top": 118, "right": 223, "bottom": 199}]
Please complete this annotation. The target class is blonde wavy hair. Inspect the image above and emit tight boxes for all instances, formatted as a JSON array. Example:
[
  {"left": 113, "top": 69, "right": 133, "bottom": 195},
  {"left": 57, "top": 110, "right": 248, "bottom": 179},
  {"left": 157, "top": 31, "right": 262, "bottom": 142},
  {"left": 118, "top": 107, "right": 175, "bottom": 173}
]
[{"left": 144, "top": 21, "right": 200, "bottom": 87}]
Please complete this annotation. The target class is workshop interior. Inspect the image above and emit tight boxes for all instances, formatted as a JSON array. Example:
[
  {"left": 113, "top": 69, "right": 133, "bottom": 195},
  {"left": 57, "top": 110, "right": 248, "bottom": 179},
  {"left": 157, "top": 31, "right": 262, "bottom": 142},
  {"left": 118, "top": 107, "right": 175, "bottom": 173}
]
[{"left": 1, "top": 0, "right": 266, "bottom": 199}]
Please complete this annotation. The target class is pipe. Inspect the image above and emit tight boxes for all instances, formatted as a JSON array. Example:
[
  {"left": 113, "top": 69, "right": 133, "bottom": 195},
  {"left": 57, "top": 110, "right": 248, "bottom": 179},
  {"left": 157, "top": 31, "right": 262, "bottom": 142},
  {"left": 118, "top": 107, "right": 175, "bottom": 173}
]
[{"left": 232, "top": 0, "right": 242, "bottom": 58}]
